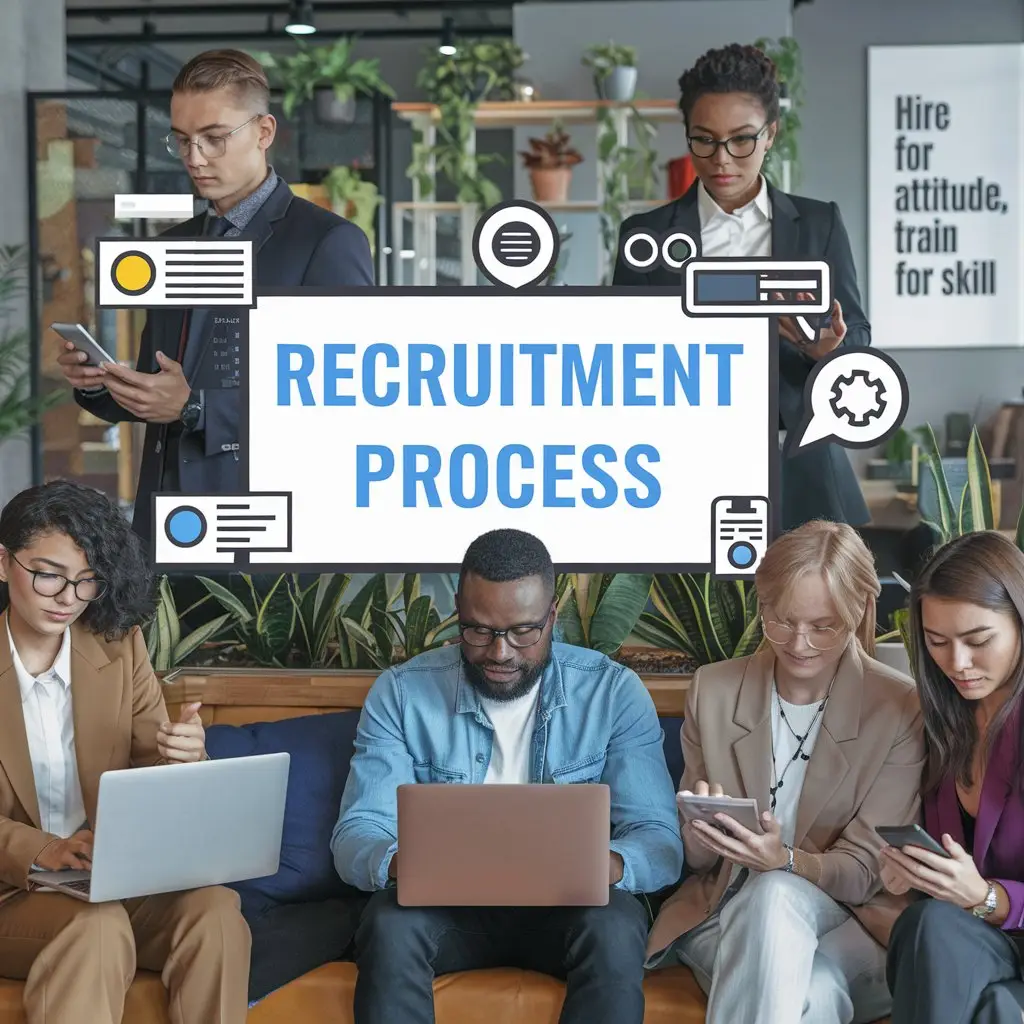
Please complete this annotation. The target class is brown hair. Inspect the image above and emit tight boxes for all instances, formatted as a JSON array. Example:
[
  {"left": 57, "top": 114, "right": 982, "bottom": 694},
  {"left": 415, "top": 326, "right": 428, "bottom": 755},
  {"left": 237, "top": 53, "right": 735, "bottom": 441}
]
[
  {"left": 754, "top": 519, "right": 880, "bottom": 657},
  {"left": 910, "top": 531, "right": 1024, "bottom": 793},
  {"left": 172, "top": 49, "right": 270, "bottom": 111}
]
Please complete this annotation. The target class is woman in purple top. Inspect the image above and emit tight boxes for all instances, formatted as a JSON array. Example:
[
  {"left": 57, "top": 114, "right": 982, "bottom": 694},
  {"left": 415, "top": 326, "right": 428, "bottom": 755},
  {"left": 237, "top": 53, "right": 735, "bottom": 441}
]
[{"left": 883, "top": 531, "right": 1024, "bottom": 1023}]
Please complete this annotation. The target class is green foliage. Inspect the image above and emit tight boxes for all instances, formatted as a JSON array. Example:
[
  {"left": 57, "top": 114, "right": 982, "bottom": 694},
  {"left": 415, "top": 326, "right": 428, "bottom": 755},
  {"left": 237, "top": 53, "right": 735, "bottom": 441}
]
[
  {"left": 145, "top": 576, "right": 234, "bottom": 672},
  {"left": 754, "top": 36, "right": 803, "bottom": 188},
  {"left": 408, "top": 38, "right": 526, "bottom": 210},
  {"left": 0, "top": 245, "right": 66, "bottom": 444},
  {"left": 555, "top": 573, "right": 653, "bottom": 655},
  {"left": 884, "top": 424, "right": 930, "bottom": 465},
  {"left": 253, "top": 37, "right": 396, "bottom": 120},
  {"left": 581, "top": 41, "right": 638, "bottom": 78},
  {"left": 918, "top": 424, "right": 996, "bottom": 542},
  {"left": 631, "top": 574, "right": 762, "bottom": 665},
  {"left": 322, "top": 166, "right": 382, "bottom": 245},
  {"left": 595, "top": 105, "right": 659, "bottom": 284}
]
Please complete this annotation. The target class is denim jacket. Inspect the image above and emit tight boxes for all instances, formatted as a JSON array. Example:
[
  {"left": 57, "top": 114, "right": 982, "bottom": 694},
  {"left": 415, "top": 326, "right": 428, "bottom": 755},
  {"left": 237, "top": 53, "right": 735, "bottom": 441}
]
[{"left": 331, "top": 642, "right": 684, "bottom": 895}]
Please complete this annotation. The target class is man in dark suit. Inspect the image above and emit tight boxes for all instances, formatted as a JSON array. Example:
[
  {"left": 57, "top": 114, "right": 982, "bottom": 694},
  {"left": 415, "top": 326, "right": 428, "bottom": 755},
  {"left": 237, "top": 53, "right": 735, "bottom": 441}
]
[
  {"left": 57, "top": 49, "right": 374, "bottom": 544},
  {"left": 613, "top": 43, "right": 872, "bottom": 533}
]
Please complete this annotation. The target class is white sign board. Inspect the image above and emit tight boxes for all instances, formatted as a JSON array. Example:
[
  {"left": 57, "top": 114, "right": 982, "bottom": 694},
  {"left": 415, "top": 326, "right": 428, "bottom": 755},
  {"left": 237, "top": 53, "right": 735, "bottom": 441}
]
[{"left": 868, "top": 45, "right": 1024, "bottom": 348}]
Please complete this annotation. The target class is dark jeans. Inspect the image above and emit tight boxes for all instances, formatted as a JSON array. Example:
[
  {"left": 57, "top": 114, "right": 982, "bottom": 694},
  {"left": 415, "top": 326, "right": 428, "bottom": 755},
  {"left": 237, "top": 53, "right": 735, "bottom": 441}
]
[
  {"left": 352, "top": 887, "right": 650, "bottom": 1024},
  {"left": 888, "top": 898, "right": 1024, "bottom": 1023},
  {"left": 244, "top": 892, "right": 370, "bottom": 1003}
]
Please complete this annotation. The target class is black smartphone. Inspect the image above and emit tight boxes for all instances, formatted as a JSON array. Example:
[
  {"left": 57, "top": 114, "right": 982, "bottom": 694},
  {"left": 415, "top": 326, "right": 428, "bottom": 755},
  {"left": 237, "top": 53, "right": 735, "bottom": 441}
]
[{"left": 875, "top": 824, "right": 950, "bottom": 858}]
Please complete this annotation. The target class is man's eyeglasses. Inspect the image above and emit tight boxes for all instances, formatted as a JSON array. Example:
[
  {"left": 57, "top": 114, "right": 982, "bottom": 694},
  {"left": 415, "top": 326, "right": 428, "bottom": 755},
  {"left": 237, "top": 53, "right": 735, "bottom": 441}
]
[
  {"left": 164, "top": 113, "right": 264, "bottom": 160},
  {"left": 459, "top": 620, "right": 549, "bottom": 648},
  {"left": 687, "top": 123, "right": 768, "bottom": 160},
  {"left": 9, "top": 553, "right": 108, "bottom": 602},
  {"left": 761, "top": 617, "right": 844, "bottom": 651}
]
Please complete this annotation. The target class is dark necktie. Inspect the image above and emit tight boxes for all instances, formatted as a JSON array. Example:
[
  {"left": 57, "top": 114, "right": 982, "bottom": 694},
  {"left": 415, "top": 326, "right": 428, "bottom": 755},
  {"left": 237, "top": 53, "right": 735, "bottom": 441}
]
[{"left": 206, "top": 214, "right": 233, "bottom": 237}]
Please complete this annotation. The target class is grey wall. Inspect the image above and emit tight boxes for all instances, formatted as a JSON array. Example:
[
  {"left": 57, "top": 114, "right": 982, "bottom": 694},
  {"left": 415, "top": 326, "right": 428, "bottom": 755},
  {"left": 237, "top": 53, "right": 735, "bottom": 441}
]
[
  {"left": 794, "top": 0, "right": 1024, "bottom": 450},
  {"left": 512, "top": 0, "right": 791, "bottom": 283},
  {"left": 0, "top": 0, "right": 65, "bottom": 506}
]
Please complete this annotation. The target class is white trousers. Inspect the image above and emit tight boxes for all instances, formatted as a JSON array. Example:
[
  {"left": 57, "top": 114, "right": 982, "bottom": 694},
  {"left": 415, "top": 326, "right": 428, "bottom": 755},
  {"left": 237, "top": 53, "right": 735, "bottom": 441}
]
[{"left": 677, "top": 870, "right": 891, "bottom": 1024}]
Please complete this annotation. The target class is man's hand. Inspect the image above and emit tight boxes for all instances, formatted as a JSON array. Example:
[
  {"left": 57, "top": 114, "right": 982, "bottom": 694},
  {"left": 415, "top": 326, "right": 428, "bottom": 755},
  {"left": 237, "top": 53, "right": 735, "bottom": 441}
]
[
  {"left": 99, "top": 351, "right": 190, "bottom": 423},
  {"left": 609, "top": 851, "right": 624, "bottom": 884},
  {"left": 777, "top": 295, "right": 847, "bottom": 360},
  {"left": 57, "top": 341, "right": 108, "bottom": 390},
  {"left": 157, "top": 701, "right": 207, "bottom": 763},
  {"left": 35, "top": 830, "right": 94, "bottom": 871},
  {"left": 880, "top": 835, "right": 991, "bottom": 910},
  {"left": 689, "top": 808, "right": 790, "bottom": 874}
]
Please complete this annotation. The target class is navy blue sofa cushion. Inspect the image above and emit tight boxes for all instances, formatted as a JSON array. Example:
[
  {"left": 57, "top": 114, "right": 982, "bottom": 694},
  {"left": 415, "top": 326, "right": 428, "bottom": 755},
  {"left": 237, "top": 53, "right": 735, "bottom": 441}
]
[
  {"left": 205, "top": 709, "right": 685, "bottom": 905},
  {"left": 205, "top": 711, "right": 362, "bottom": 905}
]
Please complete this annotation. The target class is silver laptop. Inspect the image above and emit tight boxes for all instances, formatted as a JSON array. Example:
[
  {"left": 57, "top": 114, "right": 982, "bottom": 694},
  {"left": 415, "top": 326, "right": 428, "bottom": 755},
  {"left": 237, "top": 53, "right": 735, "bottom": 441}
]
[{"left": 29, "top": 752, "right": 290, "bottom": 903}]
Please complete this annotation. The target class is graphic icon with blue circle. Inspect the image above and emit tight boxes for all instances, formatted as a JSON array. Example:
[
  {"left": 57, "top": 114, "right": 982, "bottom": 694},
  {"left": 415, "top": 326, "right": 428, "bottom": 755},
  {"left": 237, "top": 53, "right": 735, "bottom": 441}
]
[
  {"left": 164, "top": 505, "right": 207, "bottom": 548},
  {"left": 712, "top": 495, "right": 770, "bottom": 579}
]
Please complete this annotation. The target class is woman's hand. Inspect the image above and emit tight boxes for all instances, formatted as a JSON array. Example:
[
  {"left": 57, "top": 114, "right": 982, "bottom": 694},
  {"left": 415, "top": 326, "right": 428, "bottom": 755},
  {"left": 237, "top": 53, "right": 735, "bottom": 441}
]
[
  {"left": 879, "top": 835, "right": 990, "bottom": 909},
  {"left": 678, "top": 781, "right": 724, "bottom": 869},
  {"left": 689, "top": 808, "right": 790, "bottom": 873},
  {"left": 777, "top": 295, "right": 847, "bottom": 359},
  {"left": 879, "top": 849, "right": 912, "bottom": 895},
  {"left": 157, "top": 701, "right": 208, "bottom": 763}
]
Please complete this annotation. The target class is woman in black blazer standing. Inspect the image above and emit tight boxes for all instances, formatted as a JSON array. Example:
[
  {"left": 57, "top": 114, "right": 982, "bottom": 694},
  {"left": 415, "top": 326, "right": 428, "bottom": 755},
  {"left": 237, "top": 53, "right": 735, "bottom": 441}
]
[{"left": 614, "top": 44, "right": 871, "bottom": 532}]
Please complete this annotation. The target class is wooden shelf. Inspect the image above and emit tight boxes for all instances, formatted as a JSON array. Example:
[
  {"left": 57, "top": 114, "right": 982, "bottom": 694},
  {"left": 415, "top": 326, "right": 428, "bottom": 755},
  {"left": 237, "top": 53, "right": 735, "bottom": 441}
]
[{"left": 393, "top": 99, "right": 682, "bottom": 128}]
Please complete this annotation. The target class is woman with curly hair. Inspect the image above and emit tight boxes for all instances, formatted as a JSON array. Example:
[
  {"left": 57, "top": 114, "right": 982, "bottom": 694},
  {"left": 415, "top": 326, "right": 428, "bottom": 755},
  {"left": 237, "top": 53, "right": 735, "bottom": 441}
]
[
  {"left": 613, "top": 43, "right": 871, "bottom": 532},
  {"left": 0, "top": 480, "right": 250, "bottom": 1024}
]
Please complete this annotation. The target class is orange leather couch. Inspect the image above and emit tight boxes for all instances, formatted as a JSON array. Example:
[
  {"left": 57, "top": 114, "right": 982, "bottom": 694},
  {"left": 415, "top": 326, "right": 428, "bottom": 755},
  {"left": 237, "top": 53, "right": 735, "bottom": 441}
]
[{"left": 0, "top": 673, "right": 890, "bottom": 1023}]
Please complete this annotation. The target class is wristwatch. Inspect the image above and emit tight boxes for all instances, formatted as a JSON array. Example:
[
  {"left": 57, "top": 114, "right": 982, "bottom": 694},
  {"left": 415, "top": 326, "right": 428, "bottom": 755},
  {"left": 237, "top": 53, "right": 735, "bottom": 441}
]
[
  {"left": 180, "top": 391, "right": 202, "bottom": 432},
  {"left": 971, "top": 881, "right": 998, "bottom": 919}
]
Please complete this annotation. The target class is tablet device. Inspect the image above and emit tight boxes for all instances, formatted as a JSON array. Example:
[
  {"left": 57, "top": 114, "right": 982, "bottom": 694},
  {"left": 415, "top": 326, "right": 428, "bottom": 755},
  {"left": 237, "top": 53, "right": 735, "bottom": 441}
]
[
  {"left": 677, "top": 793, "right": 764, "bottom": 835},
  {"left": 875, "top": 824, "right": 950, "bottom": 858},
  {"left": 51, "top": 322, "right": 116, "bottom": 367}
]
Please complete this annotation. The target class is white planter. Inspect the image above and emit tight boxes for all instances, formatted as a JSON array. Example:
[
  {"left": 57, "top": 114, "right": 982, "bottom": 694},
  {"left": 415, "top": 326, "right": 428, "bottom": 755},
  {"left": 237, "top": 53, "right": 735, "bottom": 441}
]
[
  {"left": 874, "top": 641, "right": 912, "bottom": 679},
  {"left": 599, "top": 66, "right": 638, "bottom": 102}
]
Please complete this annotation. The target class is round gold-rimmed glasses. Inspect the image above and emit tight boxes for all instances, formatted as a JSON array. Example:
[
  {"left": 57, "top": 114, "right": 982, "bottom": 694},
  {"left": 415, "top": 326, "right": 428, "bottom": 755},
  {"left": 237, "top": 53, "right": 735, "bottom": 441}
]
[{"left": 761, "top": 617, "right": 844, "bottom": 651}]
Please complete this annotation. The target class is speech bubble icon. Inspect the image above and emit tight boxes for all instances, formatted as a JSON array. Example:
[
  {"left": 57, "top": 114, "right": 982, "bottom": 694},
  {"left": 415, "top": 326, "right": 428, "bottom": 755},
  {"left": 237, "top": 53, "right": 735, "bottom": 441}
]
[
  {"left": 789, "top": 348, "right": 909, "bottom": 456},
  {"left": 472, "top": 200, "right": 560, "bottom": 288}
]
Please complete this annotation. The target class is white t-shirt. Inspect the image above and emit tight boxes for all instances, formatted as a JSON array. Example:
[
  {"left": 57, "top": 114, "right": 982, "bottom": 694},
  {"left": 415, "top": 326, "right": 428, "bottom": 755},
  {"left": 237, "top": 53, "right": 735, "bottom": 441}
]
[
  {"left": 770, "top": 682, "right": 826, "bottom": 847},
  {"left": 478, "top": 685, "right": 541, "bottom": 784}
]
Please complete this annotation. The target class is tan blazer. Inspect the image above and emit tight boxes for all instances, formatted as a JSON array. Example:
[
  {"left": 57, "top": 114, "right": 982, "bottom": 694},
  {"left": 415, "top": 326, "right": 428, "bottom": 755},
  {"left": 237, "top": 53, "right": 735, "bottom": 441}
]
[
  {"left": 0, "top": 611, "right": 169, "bottom": 894},
  {"left": 647, "top": 643, "right": 925, "bottom": 960}
]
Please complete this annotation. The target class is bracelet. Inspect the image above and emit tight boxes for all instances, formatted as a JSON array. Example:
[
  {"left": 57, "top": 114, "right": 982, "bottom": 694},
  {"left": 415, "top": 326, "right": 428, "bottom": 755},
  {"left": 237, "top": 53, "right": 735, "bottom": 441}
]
[{"left": 782, "top": 844, "right": 795, "bottom": 873}]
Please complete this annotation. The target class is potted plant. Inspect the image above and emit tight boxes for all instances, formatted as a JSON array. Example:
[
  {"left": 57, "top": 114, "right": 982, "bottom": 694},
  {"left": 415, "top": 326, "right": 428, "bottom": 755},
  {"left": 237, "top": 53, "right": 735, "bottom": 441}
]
[
  {"left": 582, "top": 41, "right": 638, "bottom": 102},
  {"left": 323, "top": 165, "right": 383, "bottom": 250},
  {"left": 519, "top": 123, "right": 583, "bottom": 203},
  {"left": 252, "top": 37, "right": 396, "bottom": 124}
]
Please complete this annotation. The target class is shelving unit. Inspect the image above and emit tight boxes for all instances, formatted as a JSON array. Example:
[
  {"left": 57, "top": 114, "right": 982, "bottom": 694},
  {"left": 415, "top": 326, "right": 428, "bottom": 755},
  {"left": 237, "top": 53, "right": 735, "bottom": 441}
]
[{"left": 389, "top": 97, "right": 791, "bottom": 286}]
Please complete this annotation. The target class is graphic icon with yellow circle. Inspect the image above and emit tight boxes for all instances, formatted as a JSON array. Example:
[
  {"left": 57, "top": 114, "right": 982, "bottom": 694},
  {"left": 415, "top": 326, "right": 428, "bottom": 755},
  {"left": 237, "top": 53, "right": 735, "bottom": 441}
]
[
  {"left": 110, "top": 250, "right": 157, "bottom": 296},
  {"left": 95, "top": 236, "right": 254, "bottom": 309}
]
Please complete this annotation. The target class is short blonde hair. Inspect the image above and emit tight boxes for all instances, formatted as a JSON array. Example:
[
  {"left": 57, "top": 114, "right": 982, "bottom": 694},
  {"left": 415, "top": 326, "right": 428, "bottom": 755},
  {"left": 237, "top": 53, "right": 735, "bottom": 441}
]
[
  {"left": 754, "top": 519, "right": 880, "bottom": 656},
  {"left": 172, "top": 49, "right": 270, "bottom": 112}
]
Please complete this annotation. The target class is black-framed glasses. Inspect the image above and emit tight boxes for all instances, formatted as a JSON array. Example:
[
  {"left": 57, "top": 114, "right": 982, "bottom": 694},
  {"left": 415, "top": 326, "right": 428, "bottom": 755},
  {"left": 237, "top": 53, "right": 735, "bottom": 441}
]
[
  {"left": 10, "top": 553, "right": 108, "bottom": 602},
  {"left": 687, "top": 123, "right": 768, "bottom": 160},
  {"left": 761, "top": 617, "right": 844, "bottom": 651},
  {"left": 459, "top": 620, "right": 549, "bottom": 648},
  {"left": 164, "top": 113, "right": 264, "bottom": 160}
]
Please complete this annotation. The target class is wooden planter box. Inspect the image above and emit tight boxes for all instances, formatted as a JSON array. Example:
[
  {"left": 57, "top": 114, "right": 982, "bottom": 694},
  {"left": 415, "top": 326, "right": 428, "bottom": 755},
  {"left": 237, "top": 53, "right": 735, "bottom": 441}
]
[{"left": 159, "top": 666, "right": 693, "bottom": 716}]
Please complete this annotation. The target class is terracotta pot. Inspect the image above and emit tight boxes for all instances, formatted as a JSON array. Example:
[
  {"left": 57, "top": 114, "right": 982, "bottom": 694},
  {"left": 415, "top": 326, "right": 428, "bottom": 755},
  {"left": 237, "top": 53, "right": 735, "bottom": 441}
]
[{"left": 529, "top": 167, "right": 572, "bottom": 203}]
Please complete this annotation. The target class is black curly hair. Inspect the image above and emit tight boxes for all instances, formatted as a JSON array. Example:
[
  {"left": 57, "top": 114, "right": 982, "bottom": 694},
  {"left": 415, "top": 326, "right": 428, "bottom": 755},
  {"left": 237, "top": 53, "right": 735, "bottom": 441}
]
[
  {"left": 678, "top": 43, "right": 780, "bottom": 129},
  {"left": 0, "top": 480, "right": 155, "bottom": 640},
  {"left": 459, "top": 528, "right": 555, "bottom": 598}
]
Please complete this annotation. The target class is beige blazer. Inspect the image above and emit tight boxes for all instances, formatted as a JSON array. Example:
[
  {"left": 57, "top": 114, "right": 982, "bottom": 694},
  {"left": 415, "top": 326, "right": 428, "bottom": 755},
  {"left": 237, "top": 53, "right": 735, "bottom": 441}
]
[
  {"left": 647, "top": 643, "right": 925, "bottom": 959},
  {"left": 0, "top": 611, "right": 169, "bottom": 893}
]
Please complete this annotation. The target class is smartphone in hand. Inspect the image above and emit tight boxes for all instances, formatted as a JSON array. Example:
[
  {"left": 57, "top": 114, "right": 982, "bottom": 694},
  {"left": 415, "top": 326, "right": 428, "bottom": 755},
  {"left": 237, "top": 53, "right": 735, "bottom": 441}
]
[{"left": 875, "top": 824, "right": 951, "bottom": 858}]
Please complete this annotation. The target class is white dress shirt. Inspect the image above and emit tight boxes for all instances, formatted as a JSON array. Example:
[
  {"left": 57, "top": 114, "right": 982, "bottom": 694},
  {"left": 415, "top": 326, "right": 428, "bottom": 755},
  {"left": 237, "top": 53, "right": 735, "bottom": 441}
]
[
  {"left": 7, "top": 622, "right": 87, "bottom": 838},
  {"left": 478, "top": 684, "right": 541, "bottom": 784},
  {"left": 696, "top": 174, "right": 773, "bottom": 259}
]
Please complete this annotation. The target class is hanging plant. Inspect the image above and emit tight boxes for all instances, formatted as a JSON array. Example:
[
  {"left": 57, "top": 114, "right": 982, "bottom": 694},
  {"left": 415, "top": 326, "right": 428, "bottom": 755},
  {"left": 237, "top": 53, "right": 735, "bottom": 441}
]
[
  {"left": 754, "top": 35, "right": 804, "bottom": 188},
  {"left": 408, "top": 38, "right": 526, "bottom": 209}
]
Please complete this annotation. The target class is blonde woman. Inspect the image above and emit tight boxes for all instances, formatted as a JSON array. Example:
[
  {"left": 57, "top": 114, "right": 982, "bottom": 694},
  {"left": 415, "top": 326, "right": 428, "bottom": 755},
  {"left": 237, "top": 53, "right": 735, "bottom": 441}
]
[{"left": 647, "top": 520, "right": 926, "bottom": 1024}]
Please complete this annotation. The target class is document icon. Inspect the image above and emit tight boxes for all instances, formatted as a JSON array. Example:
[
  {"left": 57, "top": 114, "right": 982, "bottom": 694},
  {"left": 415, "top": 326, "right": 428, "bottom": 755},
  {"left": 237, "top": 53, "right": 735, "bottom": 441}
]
[
  {"left": 95, "top": 237, "right": 254, "bottom": 308},
  {"left": 153, "top": 493, "right": 291, "bottom": 567}
]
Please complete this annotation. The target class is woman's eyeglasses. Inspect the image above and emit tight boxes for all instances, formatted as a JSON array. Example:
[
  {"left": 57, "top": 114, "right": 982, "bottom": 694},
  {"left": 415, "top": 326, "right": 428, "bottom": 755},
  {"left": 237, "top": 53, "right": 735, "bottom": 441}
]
[
  {"left": 761, "top": 617, "right": 844, "bottom": 651},
  {"left": 687, "top": 124, "right": 768, "bottom": 160},
  {"left": 10, "top": 553, "right": 108, "bottom": 602}
]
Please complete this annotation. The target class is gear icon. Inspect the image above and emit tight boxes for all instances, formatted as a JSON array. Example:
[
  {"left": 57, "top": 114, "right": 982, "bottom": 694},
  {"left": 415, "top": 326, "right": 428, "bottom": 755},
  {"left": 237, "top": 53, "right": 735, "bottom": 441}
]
[{"left": 829, "top": 369, "right": 887, "bottom": 427}]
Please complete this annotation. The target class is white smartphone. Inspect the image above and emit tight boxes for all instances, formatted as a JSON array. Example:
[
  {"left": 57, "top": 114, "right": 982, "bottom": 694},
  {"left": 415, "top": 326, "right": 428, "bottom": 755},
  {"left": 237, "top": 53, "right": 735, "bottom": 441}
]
[
  {"left": 51, "top": 322, "right": 116, "bottom": 367},
  {"left": 677, "top": 793, "right": 764, "bottom": 835}
]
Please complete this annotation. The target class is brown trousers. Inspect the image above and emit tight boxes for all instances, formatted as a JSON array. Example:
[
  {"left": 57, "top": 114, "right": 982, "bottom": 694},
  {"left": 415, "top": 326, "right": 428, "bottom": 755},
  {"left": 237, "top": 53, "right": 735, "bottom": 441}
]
[{"left": 0, "top": 884, "right": 251, "bottom": 1024}]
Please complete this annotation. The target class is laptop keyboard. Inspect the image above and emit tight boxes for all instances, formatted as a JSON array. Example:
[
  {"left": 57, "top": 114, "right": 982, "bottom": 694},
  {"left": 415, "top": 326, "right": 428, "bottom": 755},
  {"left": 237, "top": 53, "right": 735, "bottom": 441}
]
[{"left": 61, "top": 878, "right": 92, "bottom": 895}]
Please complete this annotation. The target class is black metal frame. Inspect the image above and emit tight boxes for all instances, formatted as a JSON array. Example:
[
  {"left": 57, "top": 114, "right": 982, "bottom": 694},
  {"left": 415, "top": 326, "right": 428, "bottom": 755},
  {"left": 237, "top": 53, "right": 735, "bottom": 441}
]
[{"left": 25, "top": 86, "right": 394, "bottom": 484}]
